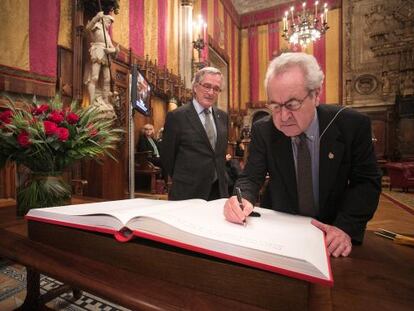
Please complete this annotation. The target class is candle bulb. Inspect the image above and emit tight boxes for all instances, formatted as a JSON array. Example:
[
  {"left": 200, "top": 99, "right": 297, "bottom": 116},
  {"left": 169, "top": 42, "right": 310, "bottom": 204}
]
[
  {"left": 324, "top": 7, "right": 328, "bottom": 24},
  {"left": 203, "top": 22, "right": 207, "bottom": 44},
  {"left": 192, "top": 21, "right": 196, "bottom": 40},
  {"left": 198, "top": 15, "right": 202, "bottom": 39},
  {"left": 290, "top": 6, "right": 294, "bottom": 23},
  {"left": 320, "top": 13, "right": 324, "bottom": 24},
  {"left": 284, "top": 11, "right": 288, "bottom": 30},
  {"left": 315, "top": 1, "right": 319, "bottom": 18}
]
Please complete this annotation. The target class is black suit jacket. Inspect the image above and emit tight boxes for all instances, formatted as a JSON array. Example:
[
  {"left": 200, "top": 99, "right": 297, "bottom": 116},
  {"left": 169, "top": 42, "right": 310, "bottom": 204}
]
[
  {"left": 161, "top": 101, "right": 228, "bottom": 200},
  {"left": 137, "top": 135, "right": 160, "bottom": 157},
  {"left": 236, "top": 104, "right": 381, "bottom": 243}
]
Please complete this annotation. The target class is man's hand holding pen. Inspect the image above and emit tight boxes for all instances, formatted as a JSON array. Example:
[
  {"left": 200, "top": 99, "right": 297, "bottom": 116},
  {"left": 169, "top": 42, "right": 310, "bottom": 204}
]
[{"left": 223, "top": 191, "right": 254, "bottom": 225}]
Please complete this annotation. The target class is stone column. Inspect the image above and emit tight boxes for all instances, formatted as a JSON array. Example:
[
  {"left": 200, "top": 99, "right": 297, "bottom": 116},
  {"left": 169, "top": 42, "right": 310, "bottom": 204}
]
[{"left": 179, "top": 0, "right": 193, "bottom": 88}]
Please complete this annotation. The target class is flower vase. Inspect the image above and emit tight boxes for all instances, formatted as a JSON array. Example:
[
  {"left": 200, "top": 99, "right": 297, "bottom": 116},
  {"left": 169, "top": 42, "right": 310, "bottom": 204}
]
[{"left": 16, "top": 168, "right": 71, "bottom": 217}]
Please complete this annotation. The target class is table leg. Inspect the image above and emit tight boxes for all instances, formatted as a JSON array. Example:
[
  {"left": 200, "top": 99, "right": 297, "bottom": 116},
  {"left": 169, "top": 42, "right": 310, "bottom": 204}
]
[{"left": 19, "top": 268, "right": 40, "bottom": 310}]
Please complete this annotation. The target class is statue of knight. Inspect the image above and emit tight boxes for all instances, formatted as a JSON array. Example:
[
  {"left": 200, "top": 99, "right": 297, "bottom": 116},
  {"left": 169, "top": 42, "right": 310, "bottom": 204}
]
[{"left": 83, "top": 0, "right": 120, "bottom": 120}]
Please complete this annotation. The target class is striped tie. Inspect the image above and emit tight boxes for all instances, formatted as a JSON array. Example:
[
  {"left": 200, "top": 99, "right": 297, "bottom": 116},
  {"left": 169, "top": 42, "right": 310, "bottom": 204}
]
[{"left": 203, "top": 109, "right": 216, "bottom": 150}]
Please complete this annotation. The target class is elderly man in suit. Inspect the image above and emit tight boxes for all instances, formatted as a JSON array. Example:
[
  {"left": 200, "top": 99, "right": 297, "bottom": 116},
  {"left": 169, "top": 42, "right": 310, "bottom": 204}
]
[
  {"left": 137, "top": 123, "right": 169, "bottom": 187},
  {"left": 161, "top": 67, "right": 228, "bottom": 201},
  {"left": 224, "top": 53, "right": 381, "bottom": 258},
  {"left": 137, "top": 124, "right": 161, "bottom": 167}
]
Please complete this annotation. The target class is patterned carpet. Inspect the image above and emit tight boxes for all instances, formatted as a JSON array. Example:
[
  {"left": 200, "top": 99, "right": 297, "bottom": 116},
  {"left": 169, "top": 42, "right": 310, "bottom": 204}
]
[
  {"left": 0, "top": 259, "right": 130, "bottom": 311},
  {"left": 381, "top": 189, "right": 414, "bottom": 215}
]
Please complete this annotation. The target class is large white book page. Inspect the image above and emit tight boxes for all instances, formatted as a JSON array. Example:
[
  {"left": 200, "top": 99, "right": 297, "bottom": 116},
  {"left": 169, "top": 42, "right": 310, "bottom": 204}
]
[
  {"left": 127, "top": 199, "right": 329, "bottom": 280},
  {"left": 27, "top": 198, "right": 205, "bottom": 230}
]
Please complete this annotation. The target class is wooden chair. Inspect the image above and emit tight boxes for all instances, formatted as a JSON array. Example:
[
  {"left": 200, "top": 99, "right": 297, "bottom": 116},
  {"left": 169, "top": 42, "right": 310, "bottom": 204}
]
[
  {"left": 71, "top": 179, "right": 88, "bottom": 196},
  {"left": 135, "top": 151, "right": 161, "bottom": 194}
]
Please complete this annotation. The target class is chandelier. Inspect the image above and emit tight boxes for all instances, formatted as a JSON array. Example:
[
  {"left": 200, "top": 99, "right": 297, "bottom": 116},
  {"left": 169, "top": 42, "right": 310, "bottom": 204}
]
[{"left": 282, "top": 1, "right": 329, "bottom": 47}]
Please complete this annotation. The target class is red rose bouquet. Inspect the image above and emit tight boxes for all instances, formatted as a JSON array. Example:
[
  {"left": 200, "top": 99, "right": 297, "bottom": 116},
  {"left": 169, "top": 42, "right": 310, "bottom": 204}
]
[{"left": 0, "top": 95, "right": 123, "bottom": 215}]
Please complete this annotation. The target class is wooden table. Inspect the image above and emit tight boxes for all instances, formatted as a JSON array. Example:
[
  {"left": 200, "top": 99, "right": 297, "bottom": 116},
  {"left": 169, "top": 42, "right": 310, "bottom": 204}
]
[
  {"left": 0, "top": 205, "right": 413, "bottom": 311},
  {"left": 329, "top": 231, "right": 414, "bottom": 310}
]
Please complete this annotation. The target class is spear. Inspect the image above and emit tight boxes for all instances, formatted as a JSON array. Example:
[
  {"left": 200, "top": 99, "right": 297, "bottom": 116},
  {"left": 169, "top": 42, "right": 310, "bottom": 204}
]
[{"left": 97, "top": 0, "right": 114, "bottom": 93}]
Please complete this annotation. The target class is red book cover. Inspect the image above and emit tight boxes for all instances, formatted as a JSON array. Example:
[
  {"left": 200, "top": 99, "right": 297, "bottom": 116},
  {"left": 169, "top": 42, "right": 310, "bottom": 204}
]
[{"left": 26, "top": 197, "right": 333, "bottom": 286}]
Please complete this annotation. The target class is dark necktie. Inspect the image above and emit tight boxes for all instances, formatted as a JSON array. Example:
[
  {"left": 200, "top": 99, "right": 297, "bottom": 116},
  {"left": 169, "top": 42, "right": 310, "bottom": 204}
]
[
  {"left": 203, "top": 109, "right": 216, "bottom": 150},
  {"left": 296, "top": 133, "right": 315, "bottom": 217}
]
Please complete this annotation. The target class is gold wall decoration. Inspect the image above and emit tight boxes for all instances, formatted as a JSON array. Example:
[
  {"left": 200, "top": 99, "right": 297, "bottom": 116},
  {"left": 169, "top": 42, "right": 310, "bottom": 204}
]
[
  {"left": 342, "top": 0, "right": 414, "bottom": 159},
  {"left": 354, "top": 74, "right": 378, "bottom": 95}
]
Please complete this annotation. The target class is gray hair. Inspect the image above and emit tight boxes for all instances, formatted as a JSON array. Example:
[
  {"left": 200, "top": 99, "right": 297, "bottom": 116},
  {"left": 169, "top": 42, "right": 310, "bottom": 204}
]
[
  {"left": 264, "top": 53, "right": 324, "bottom": 94},
  {"left": 143, "top": 124, "right": 154, "bottom": 130},
  {"left": 192, "top": 67, "right": 224, "bottom": 90}
]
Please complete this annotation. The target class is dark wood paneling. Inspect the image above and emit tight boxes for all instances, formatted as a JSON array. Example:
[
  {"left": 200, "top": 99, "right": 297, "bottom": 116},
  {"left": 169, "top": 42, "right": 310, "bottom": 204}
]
[
  {"left": 372, "top": 119, "right": 386, "bottom": 159},
  {"left": 357, "top": 105, "right": 397, "bottom": 160},
  {"left": 0, "top": 162, "right": 16, "bottom": 199},
  {"left": 57, "top": 47, "right": 73, "bottom": 102},
  {"left": 81, "top": 61, "right": 129, "bottom": 200},
  {"left": 0, "top": 69, "right": 56, "bottom": 97}
]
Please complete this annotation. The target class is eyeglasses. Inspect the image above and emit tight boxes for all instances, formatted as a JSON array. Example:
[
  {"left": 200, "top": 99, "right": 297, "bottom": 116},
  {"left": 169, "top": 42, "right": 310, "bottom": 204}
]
[
  {"left": 266, "top": 91, "right": 313, "bottom": 112},
  {"left": 198, "top": 82, "right": 222, "bottom": 94}
]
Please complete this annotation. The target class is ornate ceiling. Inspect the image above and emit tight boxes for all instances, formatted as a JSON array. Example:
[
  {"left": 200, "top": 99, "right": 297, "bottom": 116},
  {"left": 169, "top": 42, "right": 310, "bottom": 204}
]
[{"left": 231, "top": 0, "right": 291, "bottom": 15}]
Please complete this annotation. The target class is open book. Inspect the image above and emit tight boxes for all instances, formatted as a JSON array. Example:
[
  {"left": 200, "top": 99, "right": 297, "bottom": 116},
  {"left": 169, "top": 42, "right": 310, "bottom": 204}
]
[{"left": 26, "top": 198, "right": 333, "bottom": 286}]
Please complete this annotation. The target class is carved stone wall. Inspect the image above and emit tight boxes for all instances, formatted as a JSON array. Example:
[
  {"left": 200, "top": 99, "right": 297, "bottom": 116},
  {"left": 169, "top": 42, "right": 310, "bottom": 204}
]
[{"left": 343, "top": 0, "right": 414, "bottom": 159}]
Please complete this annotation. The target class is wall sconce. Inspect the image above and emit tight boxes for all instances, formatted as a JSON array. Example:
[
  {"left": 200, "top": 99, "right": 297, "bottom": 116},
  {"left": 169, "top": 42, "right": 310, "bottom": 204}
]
[{"left": 192, "top": 14, "right": 208, "bottom": 74}]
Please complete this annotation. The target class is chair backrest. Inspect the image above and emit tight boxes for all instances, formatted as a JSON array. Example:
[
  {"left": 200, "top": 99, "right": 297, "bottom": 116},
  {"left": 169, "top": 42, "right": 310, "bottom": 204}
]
[
  {"left": 135, "top": 151, "right": 160, "bottom": 194},
  {"left": 135, "top": 151, "right": 160, "bottom": 172}
]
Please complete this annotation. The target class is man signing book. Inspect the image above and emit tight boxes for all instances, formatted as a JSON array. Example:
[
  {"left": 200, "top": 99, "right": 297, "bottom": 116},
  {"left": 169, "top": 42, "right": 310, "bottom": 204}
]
[{"left": 223, "top": 53, "right": 381, "bottom": 258}]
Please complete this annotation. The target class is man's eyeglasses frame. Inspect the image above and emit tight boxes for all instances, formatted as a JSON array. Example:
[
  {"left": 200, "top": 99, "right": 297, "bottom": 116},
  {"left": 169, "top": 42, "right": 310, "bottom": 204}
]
[
  {"left": 198, "top": 82, "right": 222, "bottom": 94},
  {"left": 266, "top": 90, "right": 314, "bottom": 112}
]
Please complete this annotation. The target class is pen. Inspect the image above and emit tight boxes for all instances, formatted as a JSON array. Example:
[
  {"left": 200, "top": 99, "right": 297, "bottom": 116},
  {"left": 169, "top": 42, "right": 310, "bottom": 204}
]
[
  {"left": 235, "top": 187, "right": 261, "bottom": 218},
  {"left": 374, "top": 229, "right": 414, "bottom": 247},
  {"left": 235, "top": 187, "right": 247, "bottom": 225}
]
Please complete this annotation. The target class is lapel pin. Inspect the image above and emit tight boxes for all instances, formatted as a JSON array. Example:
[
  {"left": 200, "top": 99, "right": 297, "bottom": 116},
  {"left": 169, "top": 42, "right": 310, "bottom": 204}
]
[{"left": 328, "top": 152, "right": 334, "bottom": 159}]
